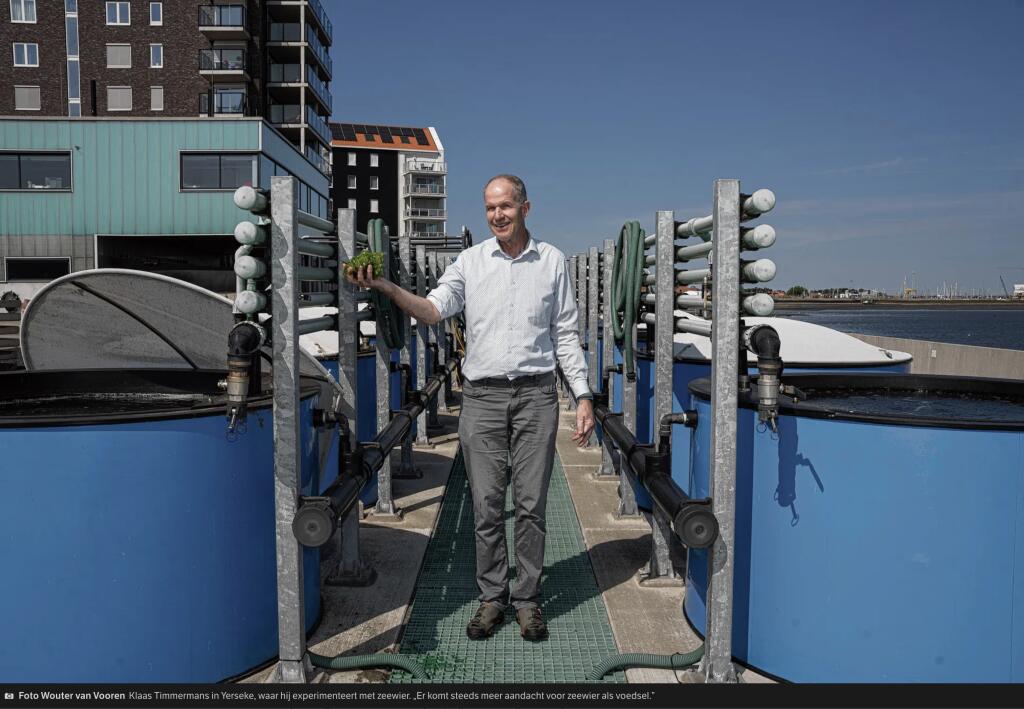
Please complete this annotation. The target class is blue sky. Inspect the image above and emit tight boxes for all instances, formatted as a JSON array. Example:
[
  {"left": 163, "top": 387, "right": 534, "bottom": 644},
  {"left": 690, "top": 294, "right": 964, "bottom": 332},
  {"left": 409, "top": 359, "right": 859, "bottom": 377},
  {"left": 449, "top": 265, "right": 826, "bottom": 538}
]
[{"left": 327, "top": 0, "right": 1024, "bottom": 294}]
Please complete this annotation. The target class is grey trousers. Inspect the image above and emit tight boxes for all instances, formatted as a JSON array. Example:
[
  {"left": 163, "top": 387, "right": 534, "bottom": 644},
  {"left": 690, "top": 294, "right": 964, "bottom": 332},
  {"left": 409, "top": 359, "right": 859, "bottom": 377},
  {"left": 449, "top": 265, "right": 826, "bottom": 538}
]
[{"left": 459, "top": 374, "right": 559, "bottom": 611}]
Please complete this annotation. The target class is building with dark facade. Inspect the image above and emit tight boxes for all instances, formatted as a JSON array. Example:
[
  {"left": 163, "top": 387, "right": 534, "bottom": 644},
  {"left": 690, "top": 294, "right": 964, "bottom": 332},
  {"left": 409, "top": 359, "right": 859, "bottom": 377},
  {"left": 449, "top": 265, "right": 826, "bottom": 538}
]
[
  {"left": 1, "top": 0, "right": 332, "bottom": 173},
  {"left": 330, "top": 123, "right": 447, "bottom": 238}
]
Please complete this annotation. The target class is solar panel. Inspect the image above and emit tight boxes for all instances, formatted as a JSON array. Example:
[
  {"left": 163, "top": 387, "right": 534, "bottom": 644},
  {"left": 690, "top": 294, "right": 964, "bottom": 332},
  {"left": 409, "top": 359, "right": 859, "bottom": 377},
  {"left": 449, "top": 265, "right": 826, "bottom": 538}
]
[
  {"left": 413, "top": 129, "right": 428, "bottom": 146},
  {"left": 352, "top": 124, "right": 366, "bottom": 133},
  {"left": 364, "top": 134, "right": 375, "bottom": 142},
  {"left": 380, "top": 127, "right": 394, "bottom": 143},
  {"left": 365, "top": 125, "right": 379, "bottom": 135}
]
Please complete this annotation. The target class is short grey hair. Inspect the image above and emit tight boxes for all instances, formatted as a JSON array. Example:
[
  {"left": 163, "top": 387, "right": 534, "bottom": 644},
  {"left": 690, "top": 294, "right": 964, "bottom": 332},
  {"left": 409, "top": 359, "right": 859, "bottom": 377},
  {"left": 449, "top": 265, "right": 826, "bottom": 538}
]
[{"left": 484, "top": 174, "right": 528, "bottom": 204}]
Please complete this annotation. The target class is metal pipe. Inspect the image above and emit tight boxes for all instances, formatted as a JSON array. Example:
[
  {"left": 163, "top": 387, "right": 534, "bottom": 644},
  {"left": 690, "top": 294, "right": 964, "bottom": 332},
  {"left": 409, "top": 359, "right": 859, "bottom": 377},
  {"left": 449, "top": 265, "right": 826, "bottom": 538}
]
[
  {"left": 741, "top": 293, "right": 774, "bottom": 316},
  {"left": 235, "top": 254, "right": 265, "bottom": 280},
  {"left": 292, "top": 358, "right": 459, "bottom": 548},
  {"left": 742, "top": 189, "right": 775, "bottom": 217},
  {"left": 235, "top": 221, "right": 266, "bottom": 246},
  {"left": 643, "top": 293, "right": 705, "bottom": 309},
  {"left": 298, "top": 315, "right": 336, "bottom": 335},
  {"left": 297, "top": 266, "right": 335, "bottom": 281},
  {"left": 297, "top": 210, "right": 335, "bottom": 234},
  {"left": 233, "top": 185, "right": 268, "bottom": 213},
  {"left": 742, "top": 224, "right": 775, "bottom": 250},
  {"left": 676, "top": 242, "right": 713, "bottom": 262},
  {"left": 642, "top": 312, "right": 712, "bottom": 337},
  {"left": 676, "top": 214, "right": 714, "bottom": 239},
  {"left": 676, "top": 268, "right": 711, "bottom": 285},
  {"left": 741, "top": 259, "right": 776, "bottom": 283},
  {"left": 298, "top": 237, "right": 336, "bottom": 259},
  {"left": 355, "top": 309, "right": 375, "bottom": 322},
  {"left": 299, "top": 292, "right": 336, "bottom": 306}
]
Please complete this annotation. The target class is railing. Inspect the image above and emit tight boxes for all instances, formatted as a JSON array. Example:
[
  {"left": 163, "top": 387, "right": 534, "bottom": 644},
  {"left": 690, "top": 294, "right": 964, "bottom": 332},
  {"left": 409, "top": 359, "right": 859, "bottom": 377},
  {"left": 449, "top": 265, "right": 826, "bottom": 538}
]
[
  {"left": 305, "top": 145, "right": 330, "bottom": 175},
  {"left": 200, "top": 91, "right": 247, "bottom": 115},
  {"left": 269, "top": 22, "right": 301, "bottom": 41},
  {"left": 269, "top": 103, "right": 301, "bottom": 124},
  {"left": 269, "top": 63, "right": 301, "bottom": 82},
  {"left": 306, "top": 105, "right": 330, "bottom": 145},
  {"left": 305, "top": 23, "right": 332, "bottom": 76},
  {"left": 199, "top": 48, "right": 246, "bottom": 71},
  {"left": 404, "top": 159, "right": 446, "bottom": 173},
  {"left": 406, "top": 208, "right": 446, "bottom": 218},
  {"left": 198, "top": 4, "right": 245, "bottom": 28},
  {"left": 407, "top": 183, "right": 445, "bottom": 195},
  {"left": 305, "top": 66, "right": 331, "bottom": 107},
  {"left": 306, "top": 0, "right": 332, "bottom": 37}
]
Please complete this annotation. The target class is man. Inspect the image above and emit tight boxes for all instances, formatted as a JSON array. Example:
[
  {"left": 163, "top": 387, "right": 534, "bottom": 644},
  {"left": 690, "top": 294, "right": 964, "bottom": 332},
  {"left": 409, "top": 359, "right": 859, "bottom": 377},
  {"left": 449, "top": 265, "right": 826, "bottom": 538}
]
[{"left": 348, "top": 174, "right": 594, "bottom": 642}]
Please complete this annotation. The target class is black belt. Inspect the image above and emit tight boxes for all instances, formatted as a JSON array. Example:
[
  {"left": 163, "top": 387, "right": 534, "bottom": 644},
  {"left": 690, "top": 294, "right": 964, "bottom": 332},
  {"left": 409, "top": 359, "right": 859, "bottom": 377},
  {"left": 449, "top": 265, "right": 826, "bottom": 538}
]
[{"left": 467, "top": 372, "right": 555, "bottom": 388}]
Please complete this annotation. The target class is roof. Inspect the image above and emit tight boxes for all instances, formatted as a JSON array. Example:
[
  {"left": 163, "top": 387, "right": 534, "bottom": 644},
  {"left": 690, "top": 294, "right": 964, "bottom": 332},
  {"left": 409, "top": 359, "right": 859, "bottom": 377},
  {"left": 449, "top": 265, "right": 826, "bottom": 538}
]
[{"left": 330, "top": 123, "right": 438, "bottom": 151}]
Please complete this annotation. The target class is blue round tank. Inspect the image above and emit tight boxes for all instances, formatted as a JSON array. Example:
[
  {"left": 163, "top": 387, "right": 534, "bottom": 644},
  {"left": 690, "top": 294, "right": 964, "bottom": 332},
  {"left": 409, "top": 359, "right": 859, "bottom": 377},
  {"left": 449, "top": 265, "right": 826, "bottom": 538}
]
[
  {"left": 0, "top": 369, "right": 323, "bottom": 683},
  {"left": 685, "top": 373, "right": 1024, "bottom": 682}
]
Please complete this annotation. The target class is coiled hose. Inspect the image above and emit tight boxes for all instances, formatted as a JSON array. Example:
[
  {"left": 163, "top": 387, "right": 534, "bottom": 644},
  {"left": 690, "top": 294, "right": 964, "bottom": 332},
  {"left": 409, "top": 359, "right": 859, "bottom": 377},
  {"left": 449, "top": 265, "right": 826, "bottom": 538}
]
[
  {"left": 611, "top": 221, "right": 647, "bottom": 381},
  {"left": 309, "top": 651, "right": 428, "bottom": 680},
  {"left": 587, "top": 645, "right": 704, "bottom": 681},
  {"left": 366, "top": 218, "right": 406, "bottom": 349}
]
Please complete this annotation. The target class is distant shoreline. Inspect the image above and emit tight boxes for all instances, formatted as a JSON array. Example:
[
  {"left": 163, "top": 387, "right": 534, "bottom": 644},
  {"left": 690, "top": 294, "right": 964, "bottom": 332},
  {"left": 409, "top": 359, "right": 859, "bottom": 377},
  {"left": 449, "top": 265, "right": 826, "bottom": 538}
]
[{"left": 772, "top": 299, "right": 1024, "bottom": 310}]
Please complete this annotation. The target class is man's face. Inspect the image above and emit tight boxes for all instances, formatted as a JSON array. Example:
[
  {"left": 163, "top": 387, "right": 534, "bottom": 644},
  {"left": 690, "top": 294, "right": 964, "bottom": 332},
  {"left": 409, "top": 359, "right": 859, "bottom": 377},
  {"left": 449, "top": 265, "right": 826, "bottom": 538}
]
[{"left": 484, "top": 179, "right": 530, "bottom": 243}]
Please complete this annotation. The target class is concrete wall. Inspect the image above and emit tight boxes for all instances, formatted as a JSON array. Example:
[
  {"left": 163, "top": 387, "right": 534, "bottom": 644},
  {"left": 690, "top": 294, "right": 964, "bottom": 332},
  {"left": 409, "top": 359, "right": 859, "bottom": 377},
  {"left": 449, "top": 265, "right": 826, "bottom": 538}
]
[{"left": 852, "top": 334, "right": 1024, "bottom": 380}]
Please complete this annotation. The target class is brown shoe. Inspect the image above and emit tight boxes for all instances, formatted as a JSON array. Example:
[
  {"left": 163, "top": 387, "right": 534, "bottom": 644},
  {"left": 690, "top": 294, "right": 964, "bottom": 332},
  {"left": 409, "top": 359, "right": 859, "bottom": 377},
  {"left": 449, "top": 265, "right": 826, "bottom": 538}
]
[
  {"left": 516, "top": 607, "right": 548, "bottom": 642},
  {"left": 466, "top": 602, "right": 504, "bottom": 640}
]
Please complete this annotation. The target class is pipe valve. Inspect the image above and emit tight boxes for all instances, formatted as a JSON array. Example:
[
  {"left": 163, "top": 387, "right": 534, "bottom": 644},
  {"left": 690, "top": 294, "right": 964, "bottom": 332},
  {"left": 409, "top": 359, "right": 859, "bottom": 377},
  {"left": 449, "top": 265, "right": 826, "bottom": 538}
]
[
  {"left": 744, "top": 324, "right": 783, "bottom": 432},
  {"left": 226, "top": 320, "right": 266, "bottom": 434}
]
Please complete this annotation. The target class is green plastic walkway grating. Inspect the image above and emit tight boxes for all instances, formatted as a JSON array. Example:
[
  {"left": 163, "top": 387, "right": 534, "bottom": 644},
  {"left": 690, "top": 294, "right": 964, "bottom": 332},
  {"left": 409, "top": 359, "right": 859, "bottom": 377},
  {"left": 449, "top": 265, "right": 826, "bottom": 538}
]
[{"left": 391, "top": 448, "right": 625, "bottom": 683}]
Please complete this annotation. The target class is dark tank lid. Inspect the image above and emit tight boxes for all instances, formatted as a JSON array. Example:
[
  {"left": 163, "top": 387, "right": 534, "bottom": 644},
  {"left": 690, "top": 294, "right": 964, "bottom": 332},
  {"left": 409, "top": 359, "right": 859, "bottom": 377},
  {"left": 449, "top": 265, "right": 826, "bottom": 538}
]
[
  {"left": 20, "top": 269, "right": 327, "bottom": 379},
  {"left": 0, "top": 369, "right": 322, "bottom": 427},
  {"left": 689, "top": 373, "right": 1024, "bottom": 431}
]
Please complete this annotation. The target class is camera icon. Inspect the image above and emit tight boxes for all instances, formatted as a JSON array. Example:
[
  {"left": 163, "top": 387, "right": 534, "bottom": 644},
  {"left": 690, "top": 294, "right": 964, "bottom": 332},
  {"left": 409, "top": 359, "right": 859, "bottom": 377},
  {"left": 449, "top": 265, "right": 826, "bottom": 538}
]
[{"left": 4, "top": 693, "right": 14, "bottom": 700}]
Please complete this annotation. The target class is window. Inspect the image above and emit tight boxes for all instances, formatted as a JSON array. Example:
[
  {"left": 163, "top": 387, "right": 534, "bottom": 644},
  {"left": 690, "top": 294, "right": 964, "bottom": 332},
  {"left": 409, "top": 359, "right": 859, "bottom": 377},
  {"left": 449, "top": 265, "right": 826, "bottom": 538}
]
[
  {"left": 66, "top": 60, "right": 79, "bottom": 99},
  {"left": 106, "top": 1, "right": 130, "bottom": 24},
  {"left": 346, "top": 198, "right": 356, "bottom": 210},
  {"left": 64, "top": 0, "right": 76, "bottom": 11},
  {"left": 106, "top": 44, "right": 131, "bottom": 68},
  {"left": 347, "top": 152, "right": 356, "bottom": 167},
  {"left": 370, "top": 153, "right": 379, "bottom": 167},
  {"left": 180, "top": 153, "right": 257, "bottom": 190},
  {"left": 13, "top": 42, "right": 38, "bottom": 67},
  {"left": 10, "top": 0, "right": 36, "bottom": 23},
  {"left": 149, "top": 44, "right": 162, "bottom": 68},
  {"left": 370, "top": 199, "right": 379, "bottom": 213},
  {"left": 369, "top": 176, "right": 379, "bottom": 190},
  {"left": 65, "top": 16, "right": 78, "bottom": 56},
  {"left": 347, "top": 175, "right": 356, "bottom": 189},
  {"left": 107, "top": 86, "right": 132, "bottom": 111},
  {"left": 5, "top": 258, "right": 71, "bottom": 281},
  {"left": 0, "top": 152, "right": 72, "bottom": 190},
  {"left": 149, "top": 2, "right": 161, "bottom": 25},
  {"left": 13, "top": 85, "right": 39, "bottom": 111},
  {"left": 150, "top": 86, "right": 163, "bottom": 111}
]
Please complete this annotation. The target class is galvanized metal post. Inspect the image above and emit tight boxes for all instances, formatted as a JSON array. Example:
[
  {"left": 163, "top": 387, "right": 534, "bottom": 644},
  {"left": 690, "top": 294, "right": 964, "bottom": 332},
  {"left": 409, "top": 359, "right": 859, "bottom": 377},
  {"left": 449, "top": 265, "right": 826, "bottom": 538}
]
[
  {"left": 375, "top": 229, "right": 399, "bottom": 517},
  {"left": 427, "top": 250, "right": 445, "bottom": 417},
  {"left": 268, "top": 176, "right": 311, "bottom": 683},
  {"left": 329, "top": 208, "right": 375, "bottom": 586},
  {"left": 586, "top": 247, "right": 600, "bottom": 449},
  {"left": 702, "top": 179, "right": 742, "bottom": 684},
  {"left": 414, "top": 245, "right": 432, "bottom": 448},
  {"left": 598, "top": 239, "right": 617, "bottom": 478},
  {"left": 395, "top": 229, "right": 420, "bottom": 478},
  {"left": 440, "top": 255, "right": 453, "bottom": 409},
  {"left": 567, "top": 255, "right": 579, "bottom": 411},
  {"left": 643, "top": 210, "right": 681, "bottom": 583}
]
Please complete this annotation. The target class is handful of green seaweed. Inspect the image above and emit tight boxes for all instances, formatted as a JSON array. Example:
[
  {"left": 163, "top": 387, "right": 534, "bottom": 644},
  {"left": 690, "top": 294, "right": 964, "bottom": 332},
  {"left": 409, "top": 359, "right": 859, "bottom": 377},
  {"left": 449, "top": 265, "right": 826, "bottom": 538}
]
[{"left": 344, "top": 250, "right": 384, "bottom": 278}]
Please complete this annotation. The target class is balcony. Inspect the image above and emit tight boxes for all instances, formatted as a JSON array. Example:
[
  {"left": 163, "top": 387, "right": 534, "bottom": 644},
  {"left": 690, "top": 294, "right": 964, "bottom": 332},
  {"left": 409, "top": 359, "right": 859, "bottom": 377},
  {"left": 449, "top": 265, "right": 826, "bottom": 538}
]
[
  {"left": 305, "top": 23, "right": 332, "bottom": 77},
  {"left": 269, "top": 21, "right": 301, "bottom": 41},
  {"left": 405, "top": 207, "right": 446, "bottom": 219},
  {"left": 305, "top": 66, "right": 331, "bottom": 110},
  {"left": 305, "top": 145, "right": 330, "bottom": 176},
  {"left": 268, "top": 62, "right": 301, "bottom": 83},
  {"left": 200, "top": 91, "right": 247, "bottom": 116},
  {"left": 407, "top": 183, "right": 446, "bottom": 196},
  {"left": 306, "top": 0, "right": 332, "bottom": 40},
  {"left": 269, "top": 103, "right": 301, "bottom": 124},
  {"left": 199, "top": 49, "right": 248, "bottom": 81},
  {"left": 306, "top": 105, "right": 330, "bottom": 146},
  {"left": 404, "top": 159, "right": 446, "bottom": 174},
  {"left": 198, "top": 5, "right": 248, "bottom": 39}
]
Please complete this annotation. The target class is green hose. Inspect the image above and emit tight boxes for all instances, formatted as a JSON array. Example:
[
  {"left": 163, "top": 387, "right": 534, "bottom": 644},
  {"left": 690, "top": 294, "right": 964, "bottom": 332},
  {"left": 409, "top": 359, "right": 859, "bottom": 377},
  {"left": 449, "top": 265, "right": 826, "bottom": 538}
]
[
  {"left": 587, "top": 645, "right": 704, "bottom": 681},
  {"left": 611, "top": 221, "right": 647, "bottom": 381},
  {"left": 365, "top": 218, "right": 406, "bottom": 349},
  {"left": 309, "top": 651, "right": 428, "bottom": 680}
]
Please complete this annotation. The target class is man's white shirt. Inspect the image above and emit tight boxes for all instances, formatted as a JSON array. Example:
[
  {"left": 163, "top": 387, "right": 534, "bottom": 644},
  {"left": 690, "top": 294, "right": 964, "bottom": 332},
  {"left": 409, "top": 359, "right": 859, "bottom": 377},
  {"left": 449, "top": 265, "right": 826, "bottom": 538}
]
[{"left": 425, "top": 236, "right": 591, "bottom": 399}]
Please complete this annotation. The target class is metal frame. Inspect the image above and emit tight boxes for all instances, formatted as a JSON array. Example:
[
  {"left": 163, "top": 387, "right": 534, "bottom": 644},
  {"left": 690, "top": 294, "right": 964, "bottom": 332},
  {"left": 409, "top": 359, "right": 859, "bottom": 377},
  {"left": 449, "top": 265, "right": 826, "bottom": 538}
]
[
  {"left": 268, "top": 175, "right": 312, "bottom": 682},
  {"left": 426, "top": 250, "right": 443, "bottom": 424},
  {"left": 394, "top": 229, "right": 420, "bottom": 478},
  {"left": 597, "top": 238, "right": 617, "bottom": 478},
  {"left": 701, "top": 178, "right": 742, "bottom": 683},
  {"left": 414, "top": 244, "right": 432, "bottom": 447},
  {"left": 374, "top": 226, "right": 399, "bottom": 516}
]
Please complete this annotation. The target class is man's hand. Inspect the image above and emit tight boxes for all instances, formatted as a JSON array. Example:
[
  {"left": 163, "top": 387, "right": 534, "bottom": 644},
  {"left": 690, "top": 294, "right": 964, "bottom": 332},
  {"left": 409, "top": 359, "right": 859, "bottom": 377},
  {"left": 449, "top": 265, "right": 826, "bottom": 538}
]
[
  {"left": 572, "top": 399, "right": 595, "bottom": 447},
  {"left": 345, "top": 264, "right": 388, "bottom": 292}
]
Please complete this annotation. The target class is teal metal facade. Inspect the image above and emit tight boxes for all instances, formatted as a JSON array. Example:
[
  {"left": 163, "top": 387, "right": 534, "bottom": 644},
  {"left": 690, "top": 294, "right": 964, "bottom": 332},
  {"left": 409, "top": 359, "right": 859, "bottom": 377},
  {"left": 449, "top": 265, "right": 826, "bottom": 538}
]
[{"left": 0, "top": 118, "right": 329, "bottom": 283}]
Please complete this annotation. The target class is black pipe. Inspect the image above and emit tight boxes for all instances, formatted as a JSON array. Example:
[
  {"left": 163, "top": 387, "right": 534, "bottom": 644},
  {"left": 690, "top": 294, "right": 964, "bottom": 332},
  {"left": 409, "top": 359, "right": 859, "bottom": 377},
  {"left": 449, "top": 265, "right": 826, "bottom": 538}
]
[
  {"left": 594, "top": 403, "right": 717, "bottom": 549},
  {"left": 225, "top": 321, "right": 265, "bottom": 432},
  {"left": 292, "top": 357, "right": 459, "bottom": 547},
  {"left": 744, "top": 324, "right": 783, "bottom": 429}
]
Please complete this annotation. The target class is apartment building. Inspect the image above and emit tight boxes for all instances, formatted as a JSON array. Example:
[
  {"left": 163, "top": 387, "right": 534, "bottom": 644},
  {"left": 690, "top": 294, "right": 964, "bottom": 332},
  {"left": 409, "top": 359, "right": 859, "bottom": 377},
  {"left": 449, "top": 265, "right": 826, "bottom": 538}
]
[
  {"left": 0, "top": 1, "right": 334, "bottom": 296},
  {"left": 330, "top": 123, "right": 447, "bottom": 239},
  {"left": 0, "top": 0, "right": 333, "bottom": 173}
]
